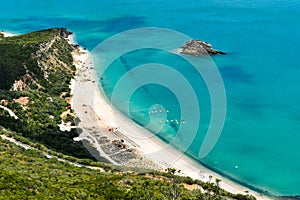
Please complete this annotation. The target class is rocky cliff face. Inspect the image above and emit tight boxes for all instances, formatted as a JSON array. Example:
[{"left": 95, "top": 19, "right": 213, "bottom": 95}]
[{"left": 180, "top": 40, "right": 226, "bottom": 56}]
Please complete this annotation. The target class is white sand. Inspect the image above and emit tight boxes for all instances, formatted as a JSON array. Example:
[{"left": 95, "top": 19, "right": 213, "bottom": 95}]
[
  {"left": 0, "top": 31, "right": 17, "bottom": 37},
  {"left": 68, "top": 35, "right": 270, "bottom": 200}
]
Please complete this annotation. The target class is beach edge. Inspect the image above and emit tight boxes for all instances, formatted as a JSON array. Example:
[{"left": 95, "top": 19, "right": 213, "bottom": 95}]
[{"left": 68, "top": 34, "right": 270, "bottom": 200}]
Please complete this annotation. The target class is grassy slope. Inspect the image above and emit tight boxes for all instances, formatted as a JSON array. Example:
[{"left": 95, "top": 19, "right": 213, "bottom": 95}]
[
  {"left": 0, "top": 135, "right": 257, "bottom": 199},
  {"left": 0, "top": 136, "right": 192, "bottom": 199}
]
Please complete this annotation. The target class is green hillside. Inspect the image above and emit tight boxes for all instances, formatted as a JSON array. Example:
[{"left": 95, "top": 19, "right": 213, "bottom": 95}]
[
  {"left": 0, "top": 28, "right": 92, "bottom": 159},
  {"left": 0, "top": 133, "right": 257, "bottom": 200}
]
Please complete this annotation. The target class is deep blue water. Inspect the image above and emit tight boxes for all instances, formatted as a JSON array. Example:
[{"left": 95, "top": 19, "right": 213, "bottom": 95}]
[{"left": 1, "top": 0, "right": 300, "bottom": 195}]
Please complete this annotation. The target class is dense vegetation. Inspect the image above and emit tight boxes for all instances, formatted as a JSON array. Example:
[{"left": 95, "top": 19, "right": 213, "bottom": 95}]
[
  {"left": 0, "top": 28, "right": 74, "bottom": 92},
  {"left": 0, "top": 135, "right": 256, "bottom": 199},
  {"left": 0, "top": 29, "right": 257, "bottom": 199},
  {"left": 0, "top": 29, "right": 93, "bottom": 159}
]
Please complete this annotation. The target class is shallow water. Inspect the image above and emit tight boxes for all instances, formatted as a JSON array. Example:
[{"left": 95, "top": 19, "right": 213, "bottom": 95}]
[{"left": 1, "top": 0, "right": 300, "bottom": 195}]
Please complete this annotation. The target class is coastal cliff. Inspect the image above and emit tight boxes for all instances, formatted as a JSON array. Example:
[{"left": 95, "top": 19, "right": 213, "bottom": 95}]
[
  {"left": 0, "top": 28, "right": 74, "bottom": 91},
  {"left": 0, "top": 28, "right": 93, "bottom": 159}
]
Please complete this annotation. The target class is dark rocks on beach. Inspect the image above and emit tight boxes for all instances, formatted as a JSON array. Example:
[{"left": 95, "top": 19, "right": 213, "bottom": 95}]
[
  {"left": 180, "top": 40, "right": 226, "bottom": 56},
  {"left": 58, "top": 28, "right": 72, "bottom": 38},
  {"left": 73, "top": 44, "right": 80, "bottom": 49}
]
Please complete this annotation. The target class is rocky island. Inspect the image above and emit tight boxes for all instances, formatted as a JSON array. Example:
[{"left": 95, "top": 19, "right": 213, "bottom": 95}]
[{"left": 180, "top": 40, "right": 226, "bottom": 56}]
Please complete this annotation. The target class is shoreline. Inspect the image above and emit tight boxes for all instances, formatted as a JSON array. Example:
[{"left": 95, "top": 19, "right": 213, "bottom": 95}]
[
  {"left": 0, "top": 31, "right": 17, "bottom": 37},
  {"left": 68, "top": 34, "right": 270, "bottom": 200},
  {"left": 1, "top": 29, "right": 270, "bottom": 199}
]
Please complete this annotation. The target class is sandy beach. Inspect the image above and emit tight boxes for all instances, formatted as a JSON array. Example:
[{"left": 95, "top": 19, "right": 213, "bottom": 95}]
[
  {"left": 68, "top": 34, "right": 269, "bottom": 200},
  {"left": 0, "top": 31, "right": 16, "bottom": 37}
]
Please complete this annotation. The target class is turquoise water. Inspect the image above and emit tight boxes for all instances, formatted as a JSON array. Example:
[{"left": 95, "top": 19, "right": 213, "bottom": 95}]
[{"left": 1, "top": 0, "right": 300, "bottom": 195}]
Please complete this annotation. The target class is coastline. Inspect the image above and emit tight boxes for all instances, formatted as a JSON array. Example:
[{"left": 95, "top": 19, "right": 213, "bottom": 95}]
[
  {"left": 68, "top": 34, "right": 270, "bottom": 200},
  {"left": 0, "top": 31, "right": 17, "bottom": 37}
]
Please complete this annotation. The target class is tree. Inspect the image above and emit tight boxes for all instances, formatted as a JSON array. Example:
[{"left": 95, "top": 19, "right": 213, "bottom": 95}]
[{"left": 167, "top": 167, "right": 181, "bottom": 200}]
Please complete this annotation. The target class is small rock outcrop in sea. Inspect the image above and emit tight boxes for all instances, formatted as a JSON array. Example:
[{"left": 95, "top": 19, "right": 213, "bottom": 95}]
[{"left": 179, "top": 40, "right": 226, "bottom": 56}]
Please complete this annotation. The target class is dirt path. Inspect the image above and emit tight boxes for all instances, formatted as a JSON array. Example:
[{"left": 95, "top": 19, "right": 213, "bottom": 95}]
[
  {"left": 0, "top": 105, "right": 18, "bottom": 119},
  {"left": 0, "top": 133, "right": 104, "bottom": 172}
]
